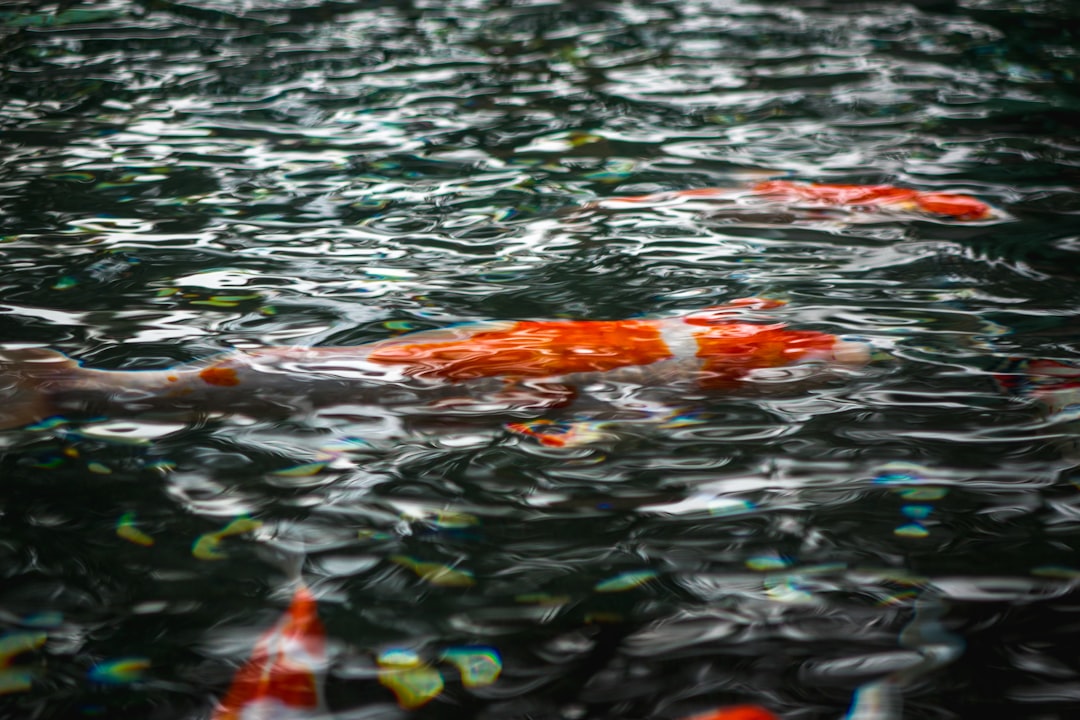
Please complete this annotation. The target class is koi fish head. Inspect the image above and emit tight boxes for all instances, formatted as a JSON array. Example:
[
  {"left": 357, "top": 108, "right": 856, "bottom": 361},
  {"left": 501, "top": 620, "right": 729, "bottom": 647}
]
[
  {"left": 213, "top": 584, "right": 326, "bottom": 720},
  {"left": 910, "top": 192, "right": 994, "bottom": 221},
  {"left": 676, "top": 303, "right": 872, "bottom": 388}
]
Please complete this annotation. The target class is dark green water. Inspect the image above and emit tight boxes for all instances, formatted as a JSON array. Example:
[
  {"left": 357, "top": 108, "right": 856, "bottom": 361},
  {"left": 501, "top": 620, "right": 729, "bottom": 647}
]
[{"left": 2, "top": 0, "right": 1080, "bottom": 718}]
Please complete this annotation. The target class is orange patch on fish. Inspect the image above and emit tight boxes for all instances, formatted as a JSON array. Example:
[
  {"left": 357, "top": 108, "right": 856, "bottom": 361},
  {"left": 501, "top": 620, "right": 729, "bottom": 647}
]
[
  {"left": 681, "top": 705, "right": 780, "bottom": 720},
  {"left": 367, "top": 319, "right": 673, "bottom": 381},
  {"left": 199, "top": 366, "right": 240, "bottom": 387},
  {"left": 751, "top": 180, "right": 992, "bottom": 220},
  {"left": 167, "top": 375, "right": 178, "bottom": 382}
]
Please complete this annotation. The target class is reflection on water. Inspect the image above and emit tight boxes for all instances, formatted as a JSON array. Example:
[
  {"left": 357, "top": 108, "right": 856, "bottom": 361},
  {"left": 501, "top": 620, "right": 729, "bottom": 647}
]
[{"left": 1, "top": 0, "right": 1079, "bottom": 718}]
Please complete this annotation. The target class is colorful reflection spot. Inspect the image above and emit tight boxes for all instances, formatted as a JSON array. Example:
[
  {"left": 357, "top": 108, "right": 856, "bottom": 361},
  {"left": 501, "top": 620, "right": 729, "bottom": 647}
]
[
  {"left": 391, "top": 556, "right": 476, "bottom": 587},
  {"left": 898, "top": 487, "right": 947, "bottom": 501},
  {"left": 709, "top": 498, "right": 755, "bottom": 516},
  {"left": 116, "top": 513, "right": 154, "bottom": 547},
  {"left": 192, "top": 517, "right": 262, "bottom": 560},
  {"left": 894, "top": 522, "right": 930, "bottom": 538},
  {"left": 901, "top": 504, "right": 933, "bottom": 520},
  {"left": 0, "top": 630, "right": 45, "bottom": 696},
  {"left": 441, "top": 647, "right": 502, "bottom": 688},
  {"left": 746, "top": 555, "right": 792, "bottom": 571},
  {"left": 594, "top": 570, "right": 658, "bottom": 593},
  {"left": 377, "top": 649, "right": 444, "bottom": 709},
  {"left": 88, "top": 657, "right": 150, "bottom": 685},
  {"left": 270, "top": 462, "right": 328, "bottom": 477}
]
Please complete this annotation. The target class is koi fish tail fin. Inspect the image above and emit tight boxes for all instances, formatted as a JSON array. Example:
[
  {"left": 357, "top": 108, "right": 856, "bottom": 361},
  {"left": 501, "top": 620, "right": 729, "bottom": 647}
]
[
  {"left": 0, "top": 348, "right": 77, "bottom": 430},
  {"left": 212, "top": 581, "right": 326, "bottom": 720}
]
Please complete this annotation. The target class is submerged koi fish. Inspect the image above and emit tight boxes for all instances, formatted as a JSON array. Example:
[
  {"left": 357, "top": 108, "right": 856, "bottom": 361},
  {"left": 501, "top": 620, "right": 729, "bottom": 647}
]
[
  {"left": 680, "top": 705, "right": 780, "bottom": 720},
  {"left": 994, "top": 358, "right": 1080, "bottom": 415},
  {"left": 595, "top": 180, "right": 996, "bottom": 222},
  {"left": 0, "top": 299, "right": 870, "bottom": 431},
  {"left": 213, "top": 583, "right": 326, "bottom": 720}
]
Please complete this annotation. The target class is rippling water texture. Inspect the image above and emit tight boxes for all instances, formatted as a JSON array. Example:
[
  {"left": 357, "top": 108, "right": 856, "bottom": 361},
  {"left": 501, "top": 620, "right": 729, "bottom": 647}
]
[{"left": 2, "top": 1, "right": 1080, "bottom": 718}]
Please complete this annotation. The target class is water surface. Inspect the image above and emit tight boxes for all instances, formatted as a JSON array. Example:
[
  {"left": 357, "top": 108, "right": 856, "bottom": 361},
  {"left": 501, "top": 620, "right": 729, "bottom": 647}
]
[{"left": 1, "top": 1, "right": 1079, "bottom": 718}]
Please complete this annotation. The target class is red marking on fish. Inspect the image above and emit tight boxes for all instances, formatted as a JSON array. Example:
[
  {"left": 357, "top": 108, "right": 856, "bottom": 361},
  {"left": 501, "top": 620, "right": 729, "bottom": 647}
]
[
  {"left": 599, "top": 181, "right": 994, "bottom": 221},
  {"left": 212, "top": 584, "right": 325, "bottom": 720},
  {"left": 200, "top": 366, "right": 240, "bottom": 387},
  {"left": 680, "top": 705, "right": 780, "bottom": 720}
]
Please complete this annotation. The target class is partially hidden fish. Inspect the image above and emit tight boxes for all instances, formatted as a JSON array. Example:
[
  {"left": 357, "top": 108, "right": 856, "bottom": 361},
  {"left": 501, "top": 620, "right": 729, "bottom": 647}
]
[
  {"left": 680, "top": 704, "right": 780, "bottom": 720},
  {"left": 594, "top": 180, "right": 996, "bottom": 221},
  {"left": 212, "top": 583, "right": 326, "bottom": 720},
  {"left": 0, "top": 298, "right": 871, "bottom": 430},
  {"left": 994, "top": 358, "right": 1080, "bottom": 415}
]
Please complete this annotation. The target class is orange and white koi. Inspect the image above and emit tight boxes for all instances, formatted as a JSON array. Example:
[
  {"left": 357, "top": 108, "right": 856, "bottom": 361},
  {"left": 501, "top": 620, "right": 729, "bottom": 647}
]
[
  {"left": 0, "top": 298, "right": 870, "bottom": 430},
  {"left": 595, "top": 180, "right": 996, "bottom": 221},
  {"left": 212, "top": 583, "right": 326, "bottom": 720},
  {"left": 993, "top": 357, "right": 1080, "bottom": 415}
]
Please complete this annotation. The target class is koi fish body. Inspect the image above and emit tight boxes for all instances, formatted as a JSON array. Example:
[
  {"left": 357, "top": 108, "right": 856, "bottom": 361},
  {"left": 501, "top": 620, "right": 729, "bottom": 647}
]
[
  {"left": 595, "top": 180, "right": 996, "bottom": 222},
  {"left": 212, "top": 583, "right": 326, "bottom": 720},
  {"left": 0, "top": 299, "right": 871, "bottom": 431}
]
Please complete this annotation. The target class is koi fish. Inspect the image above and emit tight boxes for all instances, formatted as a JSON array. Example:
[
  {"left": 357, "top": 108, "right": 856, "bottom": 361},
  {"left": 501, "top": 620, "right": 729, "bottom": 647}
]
[
  {"left": 680, "top": 705, "right": 780, "bottom": 720},
  {"left": 0, "top": 298, "right": 870, "bottom": 431},
  {"left": 212, "top": 583, "right": 326, "bottom": 720},
  {"left": 595, "top": 180, "right": 996, "bottom": 221},
  {"left": 993, "top": 357, "right": 1080, "bottom": 415}
]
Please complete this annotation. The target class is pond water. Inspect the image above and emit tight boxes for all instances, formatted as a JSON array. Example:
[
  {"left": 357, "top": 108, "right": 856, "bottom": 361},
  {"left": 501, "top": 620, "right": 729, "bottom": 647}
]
[{"left": 1, "top": 0, "right": 1079, "bottom": 718}]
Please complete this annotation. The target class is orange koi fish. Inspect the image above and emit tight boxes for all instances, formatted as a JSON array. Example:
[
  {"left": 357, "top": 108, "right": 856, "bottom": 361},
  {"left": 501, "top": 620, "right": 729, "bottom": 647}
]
[
  {"left": 0, "top": 299, "right": 870, "bottom": 430},
  {"left": 680, "top": 705, "right": 780, "bottom": 720},
  {"left": 213, "top": 583, "right": 326, "bottom": 720},
  {"left": 596, "top": 180, "right": 995, "bottom": 221}
]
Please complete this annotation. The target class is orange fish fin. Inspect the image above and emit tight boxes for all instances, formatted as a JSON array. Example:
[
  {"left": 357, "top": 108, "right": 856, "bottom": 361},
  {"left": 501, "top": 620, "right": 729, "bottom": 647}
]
[{"left": 213, "top": 583, "right": 326, "bottom": 719}]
